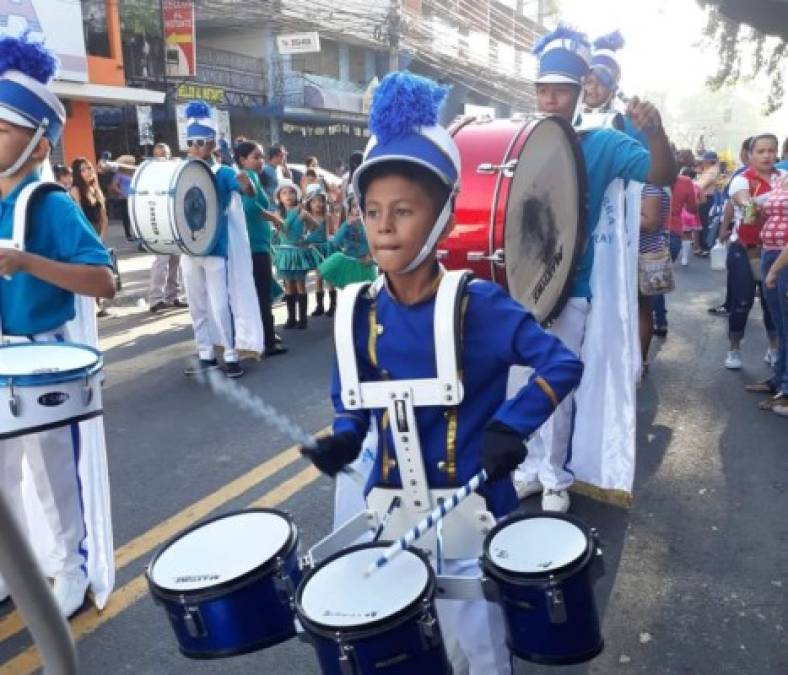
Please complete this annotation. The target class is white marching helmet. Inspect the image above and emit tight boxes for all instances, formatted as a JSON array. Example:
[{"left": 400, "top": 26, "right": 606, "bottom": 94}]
[
  {"left": 274, "top": 179, "right": 302, "bottom": 204},
  {"left": 352, "top": 71, "right": 461, "bottom": 274}
]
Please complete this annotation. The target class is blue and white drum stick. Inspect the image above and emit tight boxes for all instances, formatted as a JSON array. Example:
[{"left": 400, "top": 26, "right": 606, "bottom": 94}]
[{"left": 364, "top": 469, "right": 488, "bottom": 577}]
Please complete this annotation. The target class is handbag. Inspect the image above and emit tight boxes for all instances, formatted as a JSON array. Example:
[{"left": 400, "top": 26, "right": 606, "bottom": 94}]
[{"left": 638, "top": 246, "right": 675, "bottom": 296}]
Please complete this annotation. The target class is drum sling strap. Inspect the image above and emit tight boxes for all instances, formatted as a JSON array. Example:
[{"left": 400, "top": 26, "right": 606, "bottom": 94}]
[{"left": 333, "top": 270, "right": 496, "bottom": 560}]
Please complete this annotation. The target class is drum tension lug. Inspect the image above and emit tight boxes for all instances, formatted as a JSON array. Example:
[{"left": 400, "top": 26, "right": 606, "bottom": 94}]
[
  {"left": 273, "top": 557, "right": 295, "bottom": 604},
  {"left": 417, "top": 599, "right": 441, "bottom": 648},
  {"left": 8, "top": 382, "right": 20, "bottom": 418},
  {"left": 81, "top": 374, "right": 93, "bottom": 406},
  {"left": 545, "top": 578, "right": 568, "bottom": 625},
  {"left": 182, "top": 604, "right": 207, "bottom": 639},
  {"left": 336, "top": 634, "right": 357, "bottom": 675}
]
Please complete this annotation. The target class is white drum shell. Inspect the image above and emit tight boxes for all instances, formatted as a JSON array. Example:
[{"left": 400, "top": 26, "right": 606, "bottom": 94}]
[
  {"left": 0, "top": 343, "right": 103, "bottom": 440},
  {"left": 129, "top": 159, "right": 219, "bottom": 256}
]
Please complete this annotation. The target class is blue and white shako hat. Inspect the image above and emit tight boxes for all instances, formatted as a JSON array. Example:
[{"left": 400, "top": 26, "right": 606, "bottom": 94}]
[
  {"left": 0, "top": 34, "right": 65, "bottom": 177},
  {"left": 532, "top": 25, "right": 592, "bottom": 86},
  {"left": 185, "top": 100, "right": 216, "bottom": 142},
  {"left": 353, "top": 71, "right": 460, "bottom": 273},
  {"left": 591, "top": 31, "right": 625, "bottom": 91}
]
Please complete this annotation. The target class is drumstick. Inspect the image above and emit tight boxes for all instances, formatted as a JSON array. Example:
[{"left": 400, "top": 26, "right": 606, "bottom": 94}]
[
  {"left": 371, "top": 496, "right": 401, "bottom": 543},
  {"left": 363, "top": 469, "right": 488, "bottom": 578}
]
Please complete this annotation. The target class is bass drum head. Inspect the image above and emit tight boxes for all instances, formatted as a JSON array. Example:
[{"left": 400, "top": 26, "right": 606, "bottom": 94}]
[
  {"left": 504, "top": 116, "right": 584, "bottom": 324},
  {"left": 173, "top": 160, "right": 219, "bottom": 256}
]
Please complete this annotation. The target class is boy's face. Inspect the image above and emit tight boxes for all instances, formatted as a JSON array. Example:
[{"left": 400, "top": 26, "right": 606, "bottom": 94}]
[
  {"left": 536, "top": 83, "right": 580, "bottom": 121},
  {"left": 363, "top": 174, "right": 453, "bottom": 274},
  {"left": 188, "top": 139, "right": 215, "bottom": 161},
  {"left": 0, "top": 120, "right": 34, "bottom": 173}
]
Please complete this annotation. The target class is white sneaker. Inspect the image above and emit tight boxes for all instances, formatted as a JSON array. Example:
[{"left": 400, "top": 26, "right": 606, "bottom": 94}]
[
  {"left": 514, "top": 478, "right": 542, "bottom": 500},
  {"left": 53, "top": 571, "right": 88, "bottom": 619},
  {"left": 542, "top": 488, "right": 570, "bottom": 513},
  {"left": 725, "top": 350, "right": 743, "bottom": 370},
  {"left": 0, "top": 576, "right": 9, "bottom": 603},
  {"left": 764, "top": 349, "right": 778, "bottom": 367}
]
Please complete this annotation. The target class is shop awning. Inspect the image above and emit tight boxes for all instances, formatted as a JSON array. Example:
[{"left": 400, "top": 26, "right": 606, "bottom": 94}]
[{"left": 51, "top": 81, "right": 165, "bottom": 106}]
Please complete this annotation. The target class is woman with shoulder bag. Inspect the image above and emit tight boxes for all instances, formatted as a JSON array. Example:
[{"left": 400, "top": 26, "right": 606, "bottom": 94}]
[{"left": 639, "top": 183, "right": 672, "bottom": 374}]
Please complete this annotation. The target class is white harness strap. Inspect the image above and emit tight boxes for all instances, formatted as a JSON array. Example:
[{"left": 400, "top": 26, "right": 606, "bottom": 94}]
[{"left": 1, "top": 180, "right": 65, "bottom": 253}]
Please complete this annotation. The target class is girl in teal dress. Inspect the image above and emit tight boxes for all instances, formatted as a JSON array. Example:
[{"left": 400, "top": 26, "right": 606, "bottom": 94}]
[
  {"left": 302, "top": 184, "right": 336, "bottom": 316},
  {"left": 235, "top": 141, "right": 287, "bottom": 354},
  {"left": 318, "top": 189, "right": 378, "bottom": 288},
  {"left": 273, "top": 180, "right": 312, "bottom": 329}
]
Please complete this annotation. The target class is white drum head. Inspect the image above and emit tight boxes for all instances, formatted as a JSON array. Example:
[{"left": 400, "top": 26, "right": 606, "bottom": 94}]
[
  {"left": 150, "top": 511, "right": 292, "bottom": 591},
  {"left": 505, "top": 117, "right": 583, "bottom": 324},
  {"left": 0, "top": 344, "right": 98, "bottom": 376},
  {"left": 488, "top": 517, "right": 588, "bottom": 574},
  {"left": 300, "top": 547, "right": 429, "bottom": 628},
  {"left": 173, "top": 160, "right": 219, "bottom": 255}
]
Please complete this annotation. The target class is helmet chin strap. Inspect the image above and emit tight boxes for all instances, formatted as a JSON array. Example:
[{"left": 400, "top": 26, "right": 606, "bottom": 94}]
[
  {"left": 0, "top": 120, "right": 48, "bottom": 179},
  {"left": 399, "top": 191, "right": 455, "bottom": 274}
]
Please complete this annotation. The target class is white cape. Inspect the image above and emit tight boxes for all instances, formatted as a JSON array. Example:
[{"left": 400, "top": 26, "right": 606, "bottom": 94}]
[
  {"left": 213, "top": 166, "right": 264, "bottom": 355},
  {"left": 22, "top": 294, "right": 115, "bottom": 609},
  {"left": 569, "top": 179, "right": 641, "bottom": 504}
]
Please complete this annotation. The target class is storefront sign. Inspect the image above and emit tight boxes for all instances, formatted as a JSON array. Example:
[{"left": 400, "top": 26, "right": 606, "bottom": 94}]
[
  {"left": 277, "top": 32, "right": 321, "bottom": 55},
  {"left": 0, "top": 0, "right": 88, "bottom": 82},
  {"left": 176, "top": 83, "right": 225, "bottom": 104},
  {"left": 163, "top": 0, "right": 196, "bottom": 77}
]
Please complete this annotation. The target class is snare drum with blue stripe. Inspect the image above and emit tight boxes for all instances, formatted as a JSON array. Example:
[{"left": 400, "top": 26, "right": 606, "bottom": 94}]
[
  {"left": 481, "top": 513, "right": 605, "bottom": 665},
  {"left": 0, "top": 342, "right": 103, "bottom": 440},
  {"left": 147, "top": 509, "right": 301, "bottom": 658},
  {"left": 295, "top": 542, "right": 450, "bottom": 675}
]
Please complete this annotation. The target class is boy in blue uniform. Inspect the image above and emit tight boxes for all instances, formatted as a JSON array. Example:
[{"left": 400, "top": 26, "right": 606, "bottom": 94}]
[
  {"left": 0, "top": 36, "right": 115, "bottom": 616},
  {"left": 301, "top": 72, "right": 583, "bottom": 674},
  {"left": 515, "top": 27, "right": 676, "bottom": 511},
  {"left": 180, "top": 101, "right": 254, "bottom": 378}
]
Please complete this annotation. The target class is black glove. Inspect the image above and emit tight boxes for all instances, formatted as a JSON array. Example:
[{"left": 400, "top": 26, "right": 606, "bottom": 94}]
[
  {"left": 480, "top": 421, "right": 527, "bottom": 481},
  {"left": 300, "top": 432, "right": 362, "bottom": 477}
]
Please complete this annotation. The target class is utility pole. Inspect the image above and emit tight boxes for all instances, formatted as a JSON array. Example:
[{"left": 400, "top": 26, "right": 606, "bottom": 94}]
[
  {"left": 387, "top": 0, "right": 401, "bottom": 73},
  {"left": 537, "top": 0, "right": 545, "bottom": 25}
]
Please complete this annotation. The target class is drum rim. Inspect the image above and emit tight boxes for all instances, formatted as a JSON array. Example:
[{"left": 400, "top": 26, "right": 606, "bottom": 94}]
[
  {"left": 294, "top": 541, "right": 436, "bottom": 638},
  {"left": 480, "top": 512, "right": 595, "bottom": 582},
  {"left": 0, "top": 341, "right": 102, "bottom": 386},
  {"left": 147, "top": 507, "right": 298, "bottom": 601},
  {"left": 503, "top": 114, "right": 588, "bottom": 326}
]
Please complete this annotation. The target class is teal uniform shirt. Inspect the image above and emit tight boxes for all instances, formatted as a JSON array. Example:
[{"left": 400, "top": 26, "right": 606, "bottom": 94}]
[
  {"left": 572, "top": 128, "right": 651, "bottom": 298},
  {"left": 333, "top": 220, "right": 370, "bottom": 258},
  {"left": 280, "top": 208, "right": 307, "bottom": 245},
  {"left": 0, "top": 173, "right": 111, "bottom": 335},
  {"left": 241, "top": 168, "right": 273, "bottom": 254},
  {"left": 305, "top": 218, "right": 328, "bottom": 244},
  {"left": 209, "top": 162, "right": 242, "bottom": 258}
]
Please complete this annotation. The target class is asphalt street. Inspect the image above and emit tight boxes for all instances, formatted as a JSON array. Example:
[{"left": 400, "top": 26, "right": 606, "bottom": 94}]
[{"left": 0, "top": 225, "right": 785, "bottom": 675}]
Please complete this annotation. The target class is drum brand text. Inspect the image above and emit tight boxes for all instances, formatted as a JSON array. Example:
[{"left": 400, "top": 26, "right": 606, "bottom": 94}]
[
  {"left": 174, "top": 574, "right": 220, "bottom": 584},
  {"left": 148, "top": 201, "right": 160, "bottom": 236},
  {"left": 532, "top": 244, "right": 564, "bottom": 305}
]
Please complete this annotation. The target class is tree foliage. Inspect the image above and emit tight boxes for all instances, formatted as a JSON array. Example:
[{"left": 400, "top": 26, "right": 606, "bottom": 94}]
[{"left": 703, "top": 5, "right": 786, "bottom": 115}]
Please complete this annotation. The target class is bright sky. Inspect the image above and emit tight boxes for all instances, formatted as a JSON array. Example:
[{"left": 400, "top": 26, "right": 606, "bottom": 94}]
[{"left": 554, "top": 0, "right": 776, "bottom": 116}]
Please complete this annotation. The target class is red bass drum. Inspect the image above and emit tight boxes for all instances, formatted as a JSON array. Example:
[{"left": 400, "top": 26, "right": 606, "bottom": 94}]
[{"left": 441, "top": 115, "right": 586, "bottom": 324}]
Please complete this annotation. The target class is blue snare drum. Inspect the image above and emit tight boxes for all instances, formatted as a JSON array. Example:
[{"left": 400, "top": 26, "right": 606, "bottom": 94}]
[
  {"left": 295, "top": 543, "right": 450, "bottom": 675},
  {"left": 147, "top": 509, "right": 301, "bottom": 658},
  {"left": 481, "top": 513, "right": 604, "bottom": 665}
]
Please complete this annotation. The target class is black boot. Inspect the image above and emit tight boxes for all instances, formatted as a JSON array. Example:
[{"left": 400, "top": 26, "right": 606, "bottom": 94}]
[
  {"left": 325, "top": 289, "right": 338, "bottom": 317},
  {"left": 296, "top": 293, "right": 308, "bottom": 329},
  {"left": 311, "top": 290, "right": 325, "bottom": 316},
  {"left": 283, "top": 294, "right": 297, "bottom": 329}
]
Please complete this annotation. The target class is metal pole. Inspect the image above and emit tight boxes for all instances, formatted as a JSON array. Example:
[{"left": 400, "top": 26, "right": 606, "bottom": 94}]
[
  {"left": 387, "top": 0, "right": 400, "bottom": 73},
  {"left": 537, "top": 0, "right": 545, "bottom": 25},
  {"left": 0, "top": 492, "right": 77, "bottom": 675}
]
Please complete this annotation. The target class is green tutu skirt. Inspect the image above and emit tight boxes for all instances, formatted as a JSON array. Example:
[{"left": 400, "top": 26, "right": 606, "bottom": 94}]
[
  {"left": 274, "top": 245, "right": 312, "bottom": 280},
  {"left": 318, "top": 252, "right": 378, "bottom": 289},
  {"left": 306, "top": 241, "right": 335, "bottom": 270}
]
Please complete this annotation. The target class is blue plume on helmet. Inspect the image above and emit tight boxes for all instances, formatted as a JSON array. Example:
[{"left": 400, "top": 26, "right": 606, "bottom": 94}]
[
  {"left": 532, "top": 24, "right": 590, "bottom": 56},
  {"left": 0, "top": 33, "right": 58, "bottom": 83},
  {"left": 185, "top": 100, "right": 211, "bottom": 120},
  {"left": 593, "top": 31, "right": 625, "bottom": 52},
  {"left": 368, "top": 72, "right": 448, "bottom": 145}
]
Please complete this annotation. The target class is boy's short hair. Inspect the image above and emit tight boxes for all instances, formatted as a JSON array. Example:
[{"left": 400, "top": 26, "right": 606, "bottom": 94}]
[
  {"left": 268, "top": 145, "right": 285, "bottom": 160},
  {"left": 53, "top": 163, "right": 71, "bottom": 178},
  {"left": 358, "top": 160, "right": 451, "bottom": 218}
]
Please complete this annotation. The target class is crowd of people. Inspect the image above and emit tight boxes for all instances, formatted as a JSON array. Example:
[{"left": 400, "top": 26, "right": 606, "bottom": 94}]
[{"left": 637, "top": 134, "right": 788, "bottom": 418}]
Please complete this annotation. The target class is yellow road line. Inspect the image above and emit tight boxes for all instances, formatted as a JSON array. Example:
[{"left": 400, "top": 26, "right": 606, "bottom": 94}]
[
  {"left": 0, "top": 465, "right": 324, "bottom": 675},
  {"left": 0, "top": 430, "right": 328, "bottom": 645}
]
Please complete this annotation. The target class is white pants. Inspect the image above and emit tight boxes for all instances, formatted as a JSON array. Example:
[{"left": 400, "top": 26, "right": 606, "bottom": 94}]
[
  {"left": 516, "top": 297, "right": 590, "bottom": 491},
  {"left": 180, "top": 255, "right": 238, "bottom": 363},
  {"left": 148, "top": 254, "right": 182, "bottom": 305},
  {"left": 436, "top": 558, "right": 512, "bottom": 675}
]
